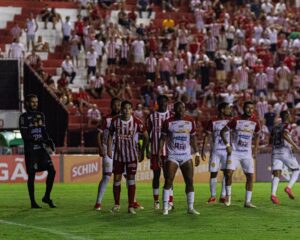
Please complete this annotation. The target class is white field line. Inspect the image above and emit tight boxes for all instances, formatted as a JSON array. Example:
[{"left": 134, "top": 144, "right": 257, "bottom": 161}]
[{"left": 0, "top": 219, "right": 89, "bottom": 240}]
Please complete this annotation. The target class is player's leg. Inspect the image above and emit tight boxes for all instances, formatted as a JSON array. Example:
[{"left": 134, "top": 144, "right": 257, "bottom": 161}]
[
  {"left": 208, "top": 152, "right": 220, "bottom": 203},
  {"left": 162, "top": 157, "right": 175, "bottom": 209},
  {"left": 271, "top": 158, "right": 283, "bottom": 204},
  {"left": 180, "top": 159, "right": 199, "bottom": 214},
  {"left": 111, "top": 161, "right": 123, "bottom": 212},
  {"left": 95, "top": 156, "right": 113, "bottom": 210},
  {"left": 126, "top": 161, "right": 138, "bottom": 214},
  {"left": 224, "top": 155, "right": 237, "bottom": 206},
  {"left": 284, "top": 156, "right": 300, "bottom": 199},
  {"left": 219, "top": 152, "right": 228, "bottom": 202},
  {"left": 151, "top": 155, "right": 161, "bottom": 208},
  {"left": 163, "top": 160, "right": 178, "bottom": 214},
  {"left": 27, "top": 170, "right": 40, "bottom": 208},
  {"left": 241, "top": 157, "right": 255, "bottom": 208},
  {"left": 42, "top": 164, "right": 56, "bottom": 208}
]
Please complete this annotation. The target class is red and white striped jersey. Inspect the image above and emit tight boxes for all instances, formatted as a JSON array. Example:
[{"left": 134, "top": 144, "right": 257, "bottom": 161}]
[
  {"left": 174, "top": 58, "right": 186, "bottom": 75},
  {"left": 235, "top": 66, "right": 249, "bottom": 87},
  {"left": 120, "top": 43, "right": 129, "bottom": 58},
  {"left": 255, "top": 73, "right": 268, "bottom": 90},
  {"left": 206, "top": 117, "right": 231, "bottom": 151},
  {"left": 109, "top": 115, "right": 145, "bottom": 162},
  {"left": 226, "top": 115, "right": 260, "bottom": 154},
  {"left": 276, "top": 66, "right": 290, "bottom": 79},
  {"left": 146, "top": 110, "right": 172, "bottom": 156},
  {"left": 266, "top": 66, "right": 275, "bottom": 83},
  {"left": 231, "top": 44, "right": 247, "bottom": 56},
  {"left": 205, "top": 36, "right": 218, "bottom": 52},
  {"left": 256, "top": 101, "right": 268, "bottom": 120},
  {"left": 244, "top": 53, "right": 258, "bottom": 67},
  {"left": 145, "top": 56, "right": 157, "bottom": 73},
  {"left": 106, "top": 40, "right": 117, "bottom": 59},
  {"left": 161, "top": 116, "right": 196, "bottom": 161}
]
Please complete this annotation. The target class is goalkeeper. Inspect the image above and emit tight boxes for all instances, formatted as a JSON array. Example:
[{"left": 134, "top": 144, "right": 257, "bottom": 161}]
[{"left": 19, "top": 94, "right": 56, "bottom": 208}]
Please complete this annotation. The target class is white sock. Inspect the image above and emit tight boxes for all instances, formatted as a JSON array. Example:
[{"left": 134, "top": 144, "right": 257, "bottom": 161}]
[
  {"left": 163, "top": 188, "right": 170, "bottom": 210},
  {"left": 221, "top": 176, "right": 226, "bottom": 197},
  {"left": 169, "top": 188, "right": 174, "bottom": 198},
  {"left": 187, "top": 192, "right": 194, "bottom": 210},
  {"left": 271, "top": 176, "right": 280, "bottom": 196},
  {"left": 96, "top": 175, "right": 111, "bottom": 204},
  {"left": 245, "top": 191, "right": 252, "bottom": 203},
  {"left": 288, "top": 170, "right": 300, "bottom": 189},
  {"left": 210, "top": 178, "right": 217, "bottom": 197},
  {"left": 226, "top": 186, "right": 231, "bottom": 196},
  {"left": 153, "top": 188, "right": 159, "bottom": 196}
]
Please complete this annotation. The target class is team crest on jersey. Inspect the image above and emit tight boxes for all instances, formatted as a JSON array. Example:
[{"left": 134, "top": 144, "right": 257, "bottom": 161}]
[
  {"left": 104, "top": 162, "right": 111, "bottom": 167},
  {"left": 211, "top": 162, "right": 216, "bottom": 167},
  {"left": 226, "top": 160, "right": 232, "bottom": 164}
]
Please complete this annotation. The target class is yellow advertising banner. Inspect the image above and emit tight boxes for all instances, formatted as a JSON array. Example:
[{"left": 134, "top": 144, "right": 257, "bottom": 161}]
[{"left": 63, "top": 155, "right": 252, "bottom": 183}]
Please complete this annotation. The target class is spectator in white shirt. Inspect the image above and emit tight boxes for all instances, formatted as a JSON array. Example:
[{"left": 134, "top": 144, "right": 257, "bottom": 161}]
[
  {"left": 87, "top": 104, "right": 101, "bottom": 128},
  {"left": 61, "top": 55, "right": 76, "bottom": 83},
  {"left": 92, "top": 35, "right": 105, "bottom": 72},
  {"left": 8, "top": 37, "right": 25, "bottom": 59},
  {"left": 274, "top": 0, "right": 286, "bottom": 15},
  {"left": 62, "top": 16, "right": 72, "bottom": 52},
  {"left": 131, "top": 36, "right": 145, "bottom": 71},
  {"left": 89, "top": 73, "right": 105, "bottom": 99},
  {"left": 25, "top": 13, "right": 38, "bottom": 51},
  {"left": 86, "top": 47, "right": 98, "bottom": 79}
]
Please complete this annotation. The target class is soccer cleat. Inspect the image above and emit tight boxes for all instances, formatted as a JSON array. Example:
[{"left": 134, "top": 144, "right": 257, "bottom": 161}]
[
  {"left": 224, "top": 196, "right": 231, "bottom": 207},
  {"left": 187, "top": 208, "right": 200, "bottom": 215},
  {"left": 94, "top": 203, "right": 101, "bottom": 211},
  {"left": 128, "top": 207, "right": 136, "bottom": 214},
  {"left": 31, "top": 202, "right": 41, "bottom": 209},
  {"left": 271, "top": 195, "right": 280, "bottom": 205},
  {"left": 42, "top": 197, "right": 57, "bottom": 208},
  {"left": 133, "top": 201, "right": 144, "bottom": 210},
  {"left": 244, "top": 202, "right": 257, "bottom": 208},
  {"left": 219, "top": 197, "right": 226, "bottom": 203},
  {"left": 168, "top": 202, "right": 174, "bottom": 210},
  {"left": 163, "top": 208, "right": 169, "bottom": 215},
  {"left": 284, "top": 187, "right": 295, "bottom": 199},
  {"left": 111, "top": 205, "right": 120, "bottom": 213},
  {"left": 154, "top": 201, "right": 160, "bottom": 210},
  {"left": 207, "top": 197, "right": 216, "bottom": 204}
]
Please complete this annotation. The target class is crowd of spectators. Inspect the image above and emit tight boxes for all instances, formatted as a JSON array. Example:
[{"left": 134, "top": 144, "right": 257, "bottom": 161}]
[{"left": 3, "top": 0, "right": 300, "bottom": 142}]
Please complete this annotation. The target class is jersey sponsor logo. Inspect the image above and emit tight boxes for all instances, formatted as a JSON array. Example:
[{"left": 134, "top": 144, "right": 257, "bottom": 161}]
[{"left": 226, "top": 160, "right": 232, "bottom": 164}]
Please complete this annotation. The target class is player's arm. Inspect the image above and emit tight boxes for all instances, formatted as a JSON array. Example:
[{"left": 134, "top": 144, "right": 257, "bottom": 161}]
[
  {"left": 220, "top": 125, "right": 231, "bottom": 155},
  {"left": 40, "top": 114, "right": 55, "bottom": 151},
  {"left": 252, "top": 132, "right": 259, "bottom": 158},
  {"left": 97, "top": 130, "right": 104, "bottom": 157},
  {"left": 107, "top": 122, "right": 115, "bottom": 159},
  {"left": 19, "top": 114, "right": 35, "bottom": 142},
  {"left": 139, "top": 130, "right": 149, "bottom": 162},
  {"left": 145, "top": 116, "right": 152, "bottom": 159},
  {"left": 157, "top": 133, "right": 167, "bottom": 167},
  {"left": 191, "top": 134, "right": 201, "bottom": 166},
  {"left": 201, "top": 132, "right": 211, "bottom": 161},
  {"left": 283, "top": 131, "right": 300, "bottom": 151}
]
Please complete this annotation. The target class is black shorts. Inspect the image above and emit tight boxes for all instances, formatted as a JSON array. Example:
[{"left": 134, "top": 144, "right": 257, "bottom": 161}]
[
  {"left": 63, "top": 36, "right": 70, "bottom": 42},
  {"left": 176, "top": 73, "right": 185, "bottom": 81},
  {"left": 107, "top": 58, "right": 116, "bottom": 65},
  {"left": 25, "top": 148, "right": 54, "bottom": 173}
]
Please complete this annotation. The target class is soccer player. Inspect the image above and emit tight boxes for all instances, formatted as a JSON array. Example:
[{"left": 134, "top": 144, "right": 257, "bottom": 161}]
[
  {"left": 108, "top": 100, "right": 149, "bottom": 214},
  {"left": 202, "top": 102, "right": 232, "bottom": 204},
  {"left": 94, "top": 98, "right": 121, "bottom": 211},
  {"left": 19, "top": 94, "right": 56, "bottom": 208},
  {"left": 270, "top": 111, "right": 300, "bottom": 204},
  {"left": 159, "top": 101, "right": 201, "bottom": 215},
  {"left": 146, "top": 95, "right": 173, "bottom": 209},
  {"left": 220, "top": 101, "right": 260, "bottom": 208}
]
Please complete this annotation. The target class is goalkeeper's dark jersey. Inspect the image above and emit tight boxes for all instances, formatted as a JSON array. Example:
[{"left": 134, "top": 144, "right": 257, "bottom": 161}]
[{"left": 19, "top": 111, "right": 50, "bottom": 155}]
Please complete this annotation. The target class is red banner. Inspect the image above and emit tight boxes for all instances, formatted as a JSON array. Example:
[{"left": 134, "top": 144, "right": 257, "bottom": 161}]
[{"left": 0, "top": 155, "right": 60, "bottom": 183}]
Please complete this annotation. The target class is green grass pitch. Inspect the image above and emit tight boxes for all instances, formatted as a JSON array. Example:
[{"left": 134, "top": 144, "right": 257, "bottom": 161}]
[{"left": 0, "top": 183, "right": 300, "bottom": 240}]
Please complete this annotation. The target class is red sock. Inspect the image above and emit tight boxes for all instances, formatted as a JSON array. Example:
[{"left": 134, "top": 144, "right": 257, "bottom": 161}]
[
  {"left": 128, "top": 185, "right": 136, "bottom": 208},
  {"left": 154, "top": 195, "right": 159, "bottom": 201},
  {"left": 169, "top": 195, "right": 173, "bottom": 203},
  {"left": 113, "top": 185, "right": 121, "bottom": 205}
]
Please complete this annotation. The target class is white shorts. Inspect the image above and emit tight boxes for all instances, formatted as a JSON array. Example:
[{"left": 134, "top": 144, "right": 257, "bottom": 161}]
[
  {"left": 209, "top": 150, "right": 227, "bottom": 172},
  {"left": 167, "top": 157, "right": 191, "bottom": 167},
  {"left": 102, "top": 155, "right": 113, "bottom": 173},
  {"left": 226, "top": 152, "right": 254, "bottom": 174},
  {"left": 272, "top": 151, "right": 299, "bottom": 171}
]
